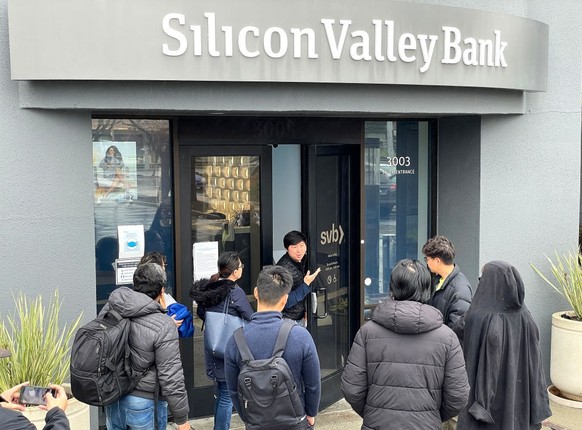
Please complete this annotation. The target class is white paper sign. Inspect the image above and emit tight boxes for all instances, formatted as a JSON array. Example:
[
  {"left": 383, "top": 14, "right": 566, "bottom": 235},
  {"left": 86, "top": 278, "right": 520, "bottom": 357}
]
[
  {"left": 193, "top": 241, "right": 219, "bottom": 281},
  {"left": 115, "top": 258, "right": 141, "bottom": 285},
  {"left": 117, "top": 225, "right": 145, "bottom": 259}
]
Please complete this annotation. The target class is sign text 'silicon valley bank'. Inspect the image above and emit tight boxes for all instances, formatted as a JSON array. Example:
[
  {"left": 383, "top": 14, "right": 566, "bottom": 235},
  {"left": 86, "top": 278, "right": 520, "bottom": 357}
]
[{"left": 162, "top": 12, "right": 508, "bottom": 73}]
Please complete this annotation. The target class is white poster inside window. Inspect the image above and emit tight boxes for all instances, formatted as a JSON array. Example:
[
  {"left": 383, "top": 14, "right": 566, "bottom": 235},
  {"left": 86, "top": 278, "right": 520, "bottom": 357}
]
[{"left": 118, "top": 224, "right": 145, "bottom": 259}]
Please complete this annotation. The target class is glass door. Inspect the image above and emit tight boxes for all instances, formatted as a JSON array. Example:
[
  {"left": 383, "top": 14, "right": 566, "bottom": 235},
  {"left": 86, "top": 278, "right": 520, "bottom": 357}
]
[
  {"left": 303, "top": 144, "right": 360, "bottom": 408},
  {"left": 178, "top": 145, "right": 272, "bottom": 417}
]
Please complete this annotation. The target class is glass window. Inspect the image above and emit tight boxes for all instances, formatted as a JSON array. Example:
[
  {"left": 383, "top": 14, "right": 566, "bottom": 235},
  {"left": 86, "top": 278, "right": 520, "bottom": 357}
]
[
  {"left": 189, "top": 154, "right": 262, "bottom": 388},
  {"left": 364, "top": 121, "right": 431, "bottom": 317},
  {"left": 93, "top": 119, "right": 173, "bottom": 312}
]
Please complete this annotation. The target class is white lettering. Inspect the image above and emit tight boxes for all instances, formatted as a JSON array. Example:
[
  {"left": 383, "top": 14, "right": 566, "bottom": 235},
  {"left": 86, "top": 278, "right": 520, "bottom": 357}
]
[
  {"left": 161, "top": 13, "right": 510, "bottom": 74},
  {"left": 162, "top": 13, "right": 187, "bottom": 56},
  {"left": 350, "top": 30, "right": 372, "bottom": 61},
  {"left": 204, "top": 12, "right": 220, "bottom": 57},
  {"left": 494, "top": 30, "right": 508, "bottom": 67},
  {"left": 290, "top": 28, "right": 319, "bottom": 59},
  {"left": 190, "top": 25, "right": 202, "bottom": 56},
  {"left": 442, "top": 26, "right": 461, "bottom": 64},
  {"left": 264, "top": 27, "right": 288, "bottom": 58},
  {"left": 462, "top": 38, "right": 478, "bottom": 65},
  {"left": 222, "top": 26, "right": 233, "bottom": 57},
  {"left": 417, "top": 34, "right": 438, "bottom": 73},
  {"left": 385, "top": 20, "right": 397, "bottom": 62},
  {"left": 398, "top": 33, "right": 416, "bottom": 62},
  {"left": 372, "top": 20, "right": 385, "bottom": 61},
  {"left": 238, "top": 26, "right": 260, "bottom": 58},
  {"left": 321, "top": 19, "right": 351, "bottom": 60},
  {"left": 478, "top": 38, "right": 494, "bottom": 66}
]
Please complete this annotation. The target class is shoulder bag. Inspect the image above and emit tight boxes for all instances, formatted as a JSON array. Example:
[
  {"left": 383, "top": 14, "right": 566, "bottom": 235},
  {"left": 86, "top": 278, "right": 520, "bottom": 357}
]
[{"left": 204, "top": 293, "right": 246, "bottom": 359}]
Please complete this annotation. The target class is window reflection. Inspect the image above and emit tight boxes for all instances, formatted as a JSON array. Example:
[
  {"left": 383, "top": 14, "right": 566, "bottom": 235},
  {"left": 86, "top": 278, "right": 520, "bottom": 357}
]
[
  {"left": 92, "top": 119, "right": 173, "bottom": 312},
  {"left": 364, "top": 121, "right": 431, "bottom": 318},
  {"left": 191, "top": 156, "right": 261, "bottom": 297},
  {"left": 190, "top": 155, "right": 261, "bottom": 389}
]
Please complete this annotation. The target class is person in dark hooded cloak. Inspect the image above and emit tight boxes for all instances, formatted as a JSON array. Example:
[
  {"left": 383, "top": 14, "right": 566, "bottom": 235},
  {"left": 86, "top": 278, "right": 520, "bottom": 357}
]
[{"left": 456, "top": 260, "right": 551, "bottom": 430}]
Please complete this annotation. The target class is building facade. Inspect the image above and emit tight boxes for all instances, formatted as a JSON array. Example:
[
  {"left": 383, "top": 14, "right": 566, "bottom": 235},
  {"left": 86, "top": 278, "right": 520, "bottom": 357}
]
[{"left": 1, "top": 0, "right": 581, "bottom": 426}]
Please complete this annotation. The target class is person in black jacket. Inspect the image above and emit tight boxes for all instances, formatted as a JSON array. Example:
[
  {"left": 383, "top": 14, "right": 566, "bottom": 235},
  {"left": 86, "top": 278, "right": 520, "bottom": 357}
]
[
  {"left": 190, "top": 251, "right": 254, "bottom": 430},
  {"left": 0, "top": 348, "right": 70, "bottom": 430},
  {"left": 341, "top": 259, "right": 469, "bottom": 430},
  {"left": 103, "top": 264, "right": 190, "bottom": 430},
  {"left": 275, "top": 231, "right": 321, "bottom": 326},
  {"left": 422, "top": 235, "right": 473, "bottom": 335}
]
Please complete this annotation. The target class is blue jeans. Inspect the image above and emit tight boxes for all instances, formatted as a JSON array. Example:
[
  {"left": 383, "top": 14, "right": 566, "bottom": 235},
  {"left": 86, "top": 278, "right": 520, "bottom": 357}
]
[
  {"left": 105, "top": 394, "right": 168, "bottom": 430},
  {"left": 214, "top": 380, "right": 232, "bottom": 430}
]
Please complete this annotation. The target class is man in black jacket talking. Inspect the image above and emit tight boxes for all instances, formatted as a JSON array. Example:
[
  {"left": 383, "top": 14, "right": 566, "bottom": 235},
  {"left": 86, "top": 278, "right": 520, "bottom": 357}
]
[
  {"left": 0, "top": 348, "right": 70, "bottom": 430},
  {"left": 276, "top": 230, "right": 321, "bottom": 326}
]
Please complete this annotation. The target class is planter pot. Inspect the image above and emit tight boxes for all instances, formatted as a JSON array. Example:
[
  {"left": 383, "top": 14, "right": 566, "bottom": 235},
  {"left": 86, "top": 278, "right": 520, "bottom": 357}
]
[
  {"left": 20, "top": 384, "right": 90, "bottom": 429},
  {"left": 550, "top": 311, "right": 582, "bottom": 401}
]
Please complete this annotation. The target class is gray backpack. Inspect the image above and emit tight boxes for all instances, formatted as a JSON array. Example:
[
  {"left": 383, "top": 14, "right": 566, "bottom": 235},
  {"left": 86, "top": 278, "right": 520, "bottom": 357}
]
[{"left": 233, "top": 322, "right": 305, "bottom": 430}]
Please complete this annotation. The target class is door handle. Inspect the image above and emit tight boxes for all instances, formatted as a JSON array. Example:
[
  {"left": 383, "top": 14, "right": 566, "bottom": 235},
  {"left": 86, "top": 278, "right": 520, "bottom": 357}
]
[{"left": 314, "top": 287, "right": 328, "bottom": 319}]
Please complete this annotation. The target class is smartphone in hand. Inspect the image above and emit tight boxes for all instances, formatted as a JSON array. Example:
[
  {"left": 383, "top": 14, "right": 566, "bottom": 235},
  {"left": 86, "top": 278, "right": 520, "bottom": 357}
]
[{"left": 19, "top": 386, "right": 53, "bottom": 406}]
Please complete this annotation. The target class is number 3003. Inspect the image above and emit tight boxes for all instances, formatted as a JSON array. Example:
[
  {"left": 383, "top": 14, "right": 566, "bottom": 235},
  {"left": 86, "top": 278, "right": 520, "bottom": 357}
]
[{"left": 386, "top": 156, "right": 411, "bottom": 167}]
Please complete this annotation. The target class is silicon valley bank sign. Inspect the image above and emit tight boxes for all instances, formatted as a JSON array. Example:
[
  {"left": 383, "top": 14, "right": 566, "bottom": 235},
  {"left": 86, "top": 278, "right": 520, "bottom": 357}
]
[{"left": 8, "top": 0, "right": 548, "bottom": 91}]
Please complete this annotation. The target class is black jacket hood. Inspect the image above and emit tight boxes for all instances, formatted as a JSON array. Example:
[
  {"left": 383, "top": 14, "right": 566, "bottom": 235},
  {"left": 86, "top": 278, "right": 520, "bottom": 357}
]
[{"left": 190, "top": 278, "right": 236, "bottom": 307}]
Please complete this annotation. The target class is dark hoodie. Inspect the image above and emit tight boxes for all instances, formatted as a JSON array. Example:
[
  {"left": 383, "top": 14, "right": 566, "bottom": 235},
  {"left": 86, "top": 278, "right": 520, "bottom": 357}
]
[
  {"left": 341, "top": 298, "right": 469, "bottom": 430},
  {"left": 190, "top": 278, "right": 253, "bottom": 380},
  {"left": 457, "top": 261, "right": 551, "bottom": 430}
]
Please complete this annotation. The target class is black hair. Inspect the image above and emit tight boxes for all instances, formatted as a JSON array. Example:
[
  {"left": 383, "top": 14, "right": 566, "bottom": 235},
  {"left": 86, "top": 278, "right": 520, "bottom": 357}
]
[
  {"left": 208, "top": 251, "right": 241, "bottom": 282},
  {"left": 389, "top": 259, "right": 432, "bottom": 304},
  {"left": 256, "top": 265, "right": 293, "bottom": 306},
  {"left": 105, "top": 145, "right": 123, "bottom": 161},
  {"left": 283, "top": 230, "right": 307, "bottom": 249},
  {"left": 422, "top": 235, "right": 455, "bottom": 265},
  {"left": 133, "top": 262, "right": 166, "bottom": 300}
]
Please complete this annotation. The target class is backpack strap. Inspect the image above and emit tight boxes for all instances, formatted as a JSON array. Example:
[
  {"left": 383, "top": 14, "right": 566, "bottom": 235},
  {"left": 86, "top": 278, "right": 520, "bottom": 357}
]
[
  {"left": 234, "top": 321, "right": 294, "bottom": 362},
  {"left": 272, "top": 321, "right": 294, "bottom": 358},
  {"left": 233, "top": 327, "right": 254, "bottom": 362}
]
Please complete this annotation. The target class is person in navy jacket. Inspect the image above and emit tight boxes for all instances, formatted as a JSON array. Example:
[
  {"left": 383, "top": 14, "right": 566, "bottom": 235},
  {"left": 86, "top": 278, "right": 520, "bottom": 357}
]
[{"left": 224, "top": 265, "right": 321, "bottom": 429}]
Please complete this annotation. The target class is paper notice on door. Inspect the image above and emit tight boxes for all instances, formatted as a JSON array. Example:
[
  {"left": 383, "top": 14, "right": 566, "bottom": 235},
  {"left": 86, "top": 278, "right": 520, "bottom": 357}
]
[{"left": 193, "top": 241, "right": 219, "bottom": 281}]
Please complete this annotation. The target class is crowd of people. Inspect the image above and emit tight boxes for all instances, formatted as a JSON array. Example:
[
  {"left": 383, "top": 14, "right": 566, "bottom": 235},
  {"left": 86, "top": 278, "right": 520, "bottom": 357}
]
[{"left": 0, "top": 232, "right": 552, "bottom": 430}]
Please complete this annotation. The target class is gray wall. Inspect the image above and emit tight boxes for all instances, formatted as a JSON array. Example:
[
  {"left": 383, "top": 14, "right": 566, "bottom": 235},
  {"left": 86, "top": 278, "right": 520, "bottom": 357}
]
[
  {"left": 437, "top": 116, "right": 481, "bottom": 288},
  {"left": 0, "top": 0, "right": 97, "bottom": 424},
  {"left": 0, "top": 3, "right": 95, "bottom": 324},
  {"left": 478, "top": 0, "right": 581, "bottom": 376}
]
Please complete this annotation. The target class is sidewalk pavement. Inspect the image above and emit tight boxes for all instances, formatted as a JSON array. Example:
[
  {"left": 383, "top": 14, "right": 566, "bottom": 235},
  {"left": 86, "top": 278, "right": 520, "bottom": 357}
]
[
  {"left": 167, "top": 397, "right": 574, "bottom": 430},
  {"left": 169, "top": 399, "right": 363, "bottom": 430}
]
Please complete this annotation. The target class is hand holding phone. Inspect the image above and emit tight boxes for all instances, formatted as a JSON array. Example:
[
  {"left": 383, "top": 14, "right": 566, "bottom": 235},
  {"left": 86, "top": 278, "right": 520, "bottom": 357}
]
[{"left": 19, "top": 386, "right": 52, "bottom": 406}]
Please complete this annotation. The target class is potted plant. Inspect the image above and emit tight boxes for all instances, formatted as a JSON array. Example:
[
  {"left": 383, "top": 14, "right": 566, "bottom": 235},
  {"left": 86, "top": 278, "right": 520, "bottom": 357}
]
[
  {"left": 0, "top": 290, "right": 89, "bottom": 428},
  {"left": 532, "top": 251, "right": 582, "bottom": 402}
]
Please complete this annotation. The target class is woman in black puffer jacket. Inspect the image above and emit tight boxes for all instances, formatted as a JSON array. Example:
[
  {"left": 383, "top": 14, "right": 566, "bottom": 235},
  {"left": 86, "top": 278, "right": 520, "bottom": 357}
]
[
  {"left": 190, "top": 251, "right": 253, "bottom": 430},
  {"left": 341, "top": 259, "right": 469, "bottom": 430}
]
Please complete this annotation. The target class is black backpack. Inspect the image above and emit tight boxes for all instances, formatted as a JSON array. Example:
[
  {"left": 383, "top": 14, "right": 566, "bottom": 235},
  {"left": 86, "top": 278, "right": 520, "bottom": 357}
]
[
  {"left": 233, "top": 321, "right": 305, "bottom": 430},
  {"left": 70, "top": 308, "right": 146, "bottom": 406}
]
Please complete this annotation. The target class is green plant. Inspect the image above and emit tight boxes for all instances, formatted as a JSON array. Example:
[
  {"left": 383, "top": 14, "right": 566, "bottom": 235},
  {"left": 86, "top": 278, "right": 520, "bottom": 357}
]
[
  {"left": 532, "top": 251, "right": 582, "bottom": 320},
  {"left": 0, "top": 290, "right": 83, "bottom": 390}
]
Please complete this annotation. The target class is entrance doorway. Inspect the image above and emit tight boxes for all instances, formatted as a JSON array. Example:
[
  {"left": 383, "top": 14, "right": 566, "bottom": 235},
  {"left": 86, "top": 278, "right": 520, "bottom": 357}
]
[
  {"left": 176, "top": 117, "right": 361, "bottom": 418},
  {"left": 304, "top": 145, "right": 360, "bottom": 408},
  {"left": 177, "top": 145, "right": 273, "bottom": 416}
]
